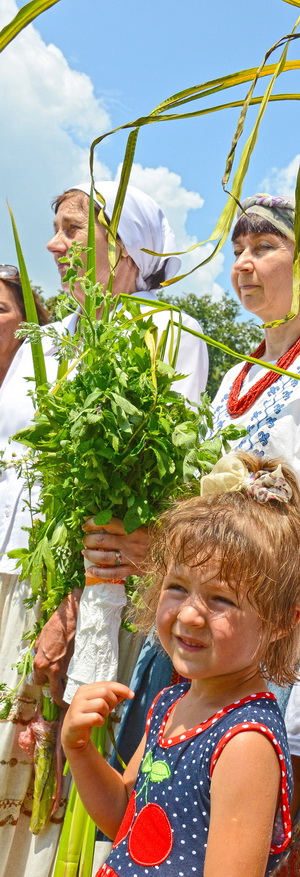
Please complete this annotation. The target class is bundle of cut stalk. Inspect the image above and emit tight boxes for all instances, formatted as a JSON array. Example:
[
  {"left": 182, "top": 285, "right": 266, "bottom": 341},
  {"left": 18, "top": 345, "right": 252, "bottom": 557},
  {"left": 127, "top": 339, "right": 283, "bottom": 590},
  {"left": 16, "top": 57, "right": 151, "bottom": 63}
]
[
  {"left": 53, "top": 726, "right": 106, "bottom": 877},
  {"left": 29, "top": 689, "right": 60, "bottom": 834}
]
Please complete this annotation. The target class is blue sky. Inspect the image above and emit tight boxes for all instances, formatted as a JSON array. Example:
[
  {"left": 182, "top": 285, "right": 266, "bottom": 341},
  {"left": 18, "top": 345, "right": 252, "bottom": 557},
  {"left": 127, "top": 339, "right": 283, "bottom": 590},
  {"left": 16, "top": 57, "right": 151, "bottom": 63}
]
[{"left": 0, "top": 0, "right": 299, "bottom": 312}]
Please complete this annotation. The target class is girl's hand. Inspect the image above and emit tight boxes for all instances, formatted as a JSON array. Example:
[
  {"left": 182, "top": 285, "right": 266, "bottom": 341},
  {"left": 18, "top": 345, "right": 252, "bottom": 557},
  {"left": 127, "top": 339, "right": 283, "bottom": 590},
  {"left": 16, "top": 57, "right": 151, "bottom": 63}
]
[
  {"left": 62, "top": 681, "right": 134, "bottom": 752},
  {"left": 82, "top": 516, "right": 149, "bottom": 579}
]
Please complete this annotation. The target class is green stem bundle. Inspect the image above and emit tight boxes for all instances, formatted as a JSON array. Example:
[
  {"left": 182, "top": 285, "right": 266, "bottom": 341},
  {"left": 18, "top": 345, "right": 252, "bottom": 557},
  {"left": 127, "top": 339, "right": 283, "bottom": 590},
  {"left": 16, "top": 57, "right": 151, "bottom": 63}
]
[{"left": 53, "top": 725, "right": 107, "bottom": 877}]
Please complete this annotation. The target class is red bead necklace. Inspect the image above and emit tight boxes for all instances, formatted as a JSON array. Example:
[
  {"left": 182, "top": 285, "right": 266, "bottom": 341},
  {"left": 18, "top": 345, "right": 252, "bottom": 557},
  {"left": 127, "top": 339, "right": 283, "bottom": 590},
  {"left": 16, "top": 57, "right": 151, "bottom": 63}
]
[{"left": 227, "top": 336, "right": 300, "bottom": 418}]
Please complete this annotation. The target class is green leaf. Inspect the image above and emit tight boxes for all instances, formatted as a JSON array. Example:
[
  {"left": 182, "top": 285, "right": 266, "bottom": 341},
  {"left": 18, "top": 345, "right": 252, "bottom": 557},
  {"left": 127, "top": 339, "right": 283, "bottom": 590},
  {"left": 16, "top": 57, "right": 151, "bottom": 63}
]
[
  {"left": 110, "top": 392, "right": 141, "bottom": 417},
  {"left": 30, "top": 545, "right": 45, "bottom": 598},
  {"left": 83, "top": 389, "right": 102, "bottom": 408},
  {"left": 41, "top": 538, "right": 56, "bottom": 575},
  {"left": 123, "top": 500, "right": 151, "bottom": 534},
  {"left": 182, "top": 449, "right": 200, "bottom": 480},
  {"left": 50, "top": 522, "right": 67, "bottom": 547},
  {"left": 172, "top": 422, "right": 198, "bottom": 447},
  {"left": 150, "top": 446, "right": 167, "bottom": 479},
  {"left": 7, "top": 204, "right": 47, "bottom": 391},
  {"left": 86, "top": 183, "right": 97, "bottom": 294},
  {"left": 150, "top": 760, "right": 171, "bottom": 783},
  {"left": 218, "top": 424, "right": 248, "bottom": 441},
  {"left": 0, "top": 698, "right": 13, "bottom": 720},
  {"left": 93, "top": 509, "right": 113, "bottom": 526},
  {"left": 196, "top": 438, "right": 223, "bottom": 462},
  {"left": 7, "top": 548, "right": 29, "bottom": 560}
]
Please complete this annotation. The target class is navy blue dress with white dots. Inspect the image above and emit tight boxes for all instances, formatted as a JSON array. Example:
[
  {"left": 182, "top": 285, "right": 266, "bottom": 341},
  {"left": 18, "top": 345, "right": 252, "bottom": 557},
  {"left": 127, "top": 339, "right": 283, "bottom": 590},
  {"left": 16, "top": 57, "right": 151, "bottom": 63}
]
[{"left": 96, "top": 683, "right": 293, "bottom": 877}]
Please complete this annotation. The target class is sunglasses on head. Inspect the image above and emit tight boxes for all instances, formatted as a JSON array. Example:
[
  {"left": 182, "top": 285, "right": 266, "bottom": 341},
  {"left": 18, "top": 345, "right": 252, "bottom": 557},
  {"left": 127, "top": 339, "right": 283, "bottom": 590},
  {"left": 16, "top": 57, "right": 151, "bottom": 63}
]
[{"left": 0, "top": 264, "right": 19, "bottom": 280}]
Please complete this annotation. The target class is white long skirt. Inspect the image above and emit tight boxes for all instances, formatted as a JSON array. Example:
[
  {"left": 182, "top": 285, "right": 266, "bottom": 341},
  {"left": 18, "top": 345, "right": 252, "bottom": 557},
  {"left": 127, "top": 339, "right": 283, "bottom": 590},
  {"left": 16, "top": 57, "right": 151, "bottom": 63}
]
[{"left": 0, "top": 572, "right": 70, "bottom": 877}]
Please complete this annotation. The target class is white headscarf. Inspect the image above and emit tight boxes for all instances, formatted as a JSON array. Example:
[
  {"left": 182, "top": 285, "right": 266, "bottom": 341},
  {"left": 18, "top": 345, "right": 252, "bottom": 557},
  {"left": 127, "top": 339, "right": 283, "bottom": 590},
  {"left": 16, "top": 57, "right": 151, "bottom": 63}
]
[{"left": 67, "top": 181, "right": 181, "bottom": 290}]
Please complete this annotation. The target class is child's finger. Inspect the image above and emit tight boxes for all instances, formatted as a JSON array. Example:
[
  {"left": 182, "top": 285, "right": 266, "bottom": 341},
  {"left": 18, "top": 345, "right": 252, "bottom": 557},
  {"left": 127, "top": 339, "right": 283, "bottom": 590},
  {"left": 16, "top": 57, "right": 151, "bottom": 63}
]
[
  {"left": 68, "top": 684, "right": 135, "bottom": 727},
  {"left": 74, "top": 681, "right": 135, "bottom": 705},
  {"left": 79, "top": 697, "right": 119, "bottom": 719}
]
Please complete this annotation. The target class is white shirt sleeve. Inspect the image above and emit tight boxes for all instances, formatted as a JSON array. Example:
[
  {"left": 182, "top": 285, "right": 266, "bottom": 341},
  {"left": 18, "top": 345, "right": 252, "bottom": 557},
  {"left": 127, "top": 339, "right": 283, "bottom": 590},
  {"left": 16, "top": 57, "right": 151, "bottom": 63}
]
[
  {"left": 285, "top": 681, "right": 300, "bottom": 756},
  {"left": 174, "top": 312, "right": 208, "bottom": 403},
  {"left": 152, "top": 308, "right": 208, "bottom": 404}
]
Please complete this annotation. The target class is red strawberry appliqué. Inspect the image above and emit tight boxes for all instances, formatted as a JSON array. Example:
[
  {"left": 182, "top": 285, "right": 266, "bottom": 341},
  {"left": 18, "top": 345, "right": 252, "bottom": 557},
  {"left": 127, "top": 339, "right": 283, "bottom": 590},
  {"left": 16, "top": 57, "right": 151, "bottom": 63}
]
[
  {"left": 112, "top": 791, "right": 136, "bottom": 847},
  {"left": 129, "top": 802, "right": 172, "bottom": 866}
]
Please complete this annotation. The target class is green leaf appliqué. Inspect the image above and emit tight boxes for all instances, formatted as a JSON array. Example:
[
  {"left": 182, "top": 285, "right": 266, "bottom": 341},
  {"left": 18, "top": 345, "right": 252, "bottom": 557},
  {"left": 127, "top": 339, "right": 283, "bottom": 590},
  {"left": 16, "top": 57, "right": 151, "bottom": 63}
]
[
  {"left": 150, "top": 761, "right": 171, "bottom": 783},
  {"left": 141, "top": 751, "right": 153, "bottom": 773}
]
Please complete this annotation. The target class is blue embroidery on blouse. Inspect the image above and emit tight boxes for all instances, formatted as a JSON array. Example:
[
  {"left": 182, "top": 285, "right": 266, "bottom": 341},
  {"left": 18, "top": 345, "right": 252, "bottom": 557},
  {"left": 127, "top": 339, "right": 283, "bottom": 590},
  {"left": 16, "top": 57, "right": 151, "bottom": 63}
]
[
  {"left": 257, "top": 430, "right": 270, "bottom": 446},
  {"left": 212, "top": 365, "right": 300, "bottom": 457}
]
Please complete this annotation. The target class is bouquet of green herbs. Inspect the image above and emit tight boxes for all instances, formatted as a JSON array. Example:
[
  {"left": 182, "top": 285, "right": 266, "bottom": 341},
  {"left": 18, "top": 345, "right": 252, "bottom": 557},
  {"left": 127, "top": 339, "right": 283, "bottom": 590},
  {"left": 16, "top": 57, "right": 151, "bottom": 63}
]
[{"left": 7, "top": 284, "right": 239, "bottom": 632}]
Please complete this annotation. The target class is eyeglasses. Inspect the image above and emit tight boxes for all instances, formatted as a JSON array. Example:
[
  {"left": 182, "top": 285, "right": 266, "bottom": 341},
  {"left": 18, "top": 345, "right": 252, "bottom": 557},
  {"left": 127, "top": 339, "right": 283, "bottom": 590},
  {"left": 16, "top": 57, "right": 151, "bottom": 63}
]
[{"left": 0, "top": 264, "right": 19, "bottom": 280}]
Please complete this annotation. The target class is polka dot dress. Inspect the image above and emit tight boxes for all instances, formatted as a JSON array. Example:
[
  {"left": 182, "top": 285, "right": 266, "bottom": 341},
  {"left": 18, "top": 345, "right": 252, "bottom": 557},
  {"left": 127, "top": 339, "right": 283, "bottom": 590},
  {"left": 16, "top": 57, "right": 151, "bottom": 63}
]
[{"left": 96, "top": 683, "right": 292, "bottom": 877}]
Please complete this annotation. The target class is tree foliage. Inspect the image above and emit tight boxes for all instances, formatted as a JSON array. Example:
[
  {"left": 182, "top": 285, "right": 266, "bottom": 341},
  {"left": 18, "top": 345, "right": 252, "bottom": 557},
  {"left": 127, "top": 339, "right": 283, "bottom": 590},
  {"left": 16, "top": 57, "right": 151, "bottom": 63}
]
[{"left": 160, "top": 291, "right": 262, "bottom": 399}]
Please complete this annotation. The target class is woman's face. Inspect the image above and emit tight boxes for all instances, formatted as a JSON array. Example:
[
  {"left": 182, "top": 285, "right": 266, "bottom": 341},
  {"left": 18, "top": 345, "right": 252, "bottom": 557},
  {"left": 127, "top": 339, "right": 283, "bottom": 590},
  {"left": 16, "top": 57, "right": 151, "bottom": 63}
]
[
  {"left": 0, "top": 280, "right": 23, "bottom": 361},
  {"left": 231, "top": 231, "right": 294, "bottom": 323},
  {"left": 46, "top": 191, "right": 137, "bottom": 306}
]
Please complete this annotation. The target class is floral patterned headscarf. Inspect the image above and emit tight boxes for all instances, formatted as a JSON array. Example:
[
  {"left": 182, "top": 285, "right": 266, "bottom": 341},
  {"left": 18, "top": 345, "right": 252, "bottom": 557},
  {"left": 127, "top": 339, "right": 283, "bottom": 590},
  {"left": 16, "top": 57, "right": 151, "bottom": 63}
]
[{"left": 237, "top": 193, "right": 295, "bottom": 241}]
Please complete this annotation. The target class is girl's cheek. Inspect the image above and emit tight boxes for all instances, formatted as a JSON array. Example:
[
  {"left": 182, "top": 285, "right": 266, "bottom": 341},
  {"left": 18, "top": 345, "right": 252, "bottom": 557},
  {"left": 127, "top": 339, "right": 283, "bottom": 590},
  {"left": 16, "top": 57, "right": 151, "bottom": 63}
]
[{"left": 156, "top": 599, "right": 177, "bottom": 629}]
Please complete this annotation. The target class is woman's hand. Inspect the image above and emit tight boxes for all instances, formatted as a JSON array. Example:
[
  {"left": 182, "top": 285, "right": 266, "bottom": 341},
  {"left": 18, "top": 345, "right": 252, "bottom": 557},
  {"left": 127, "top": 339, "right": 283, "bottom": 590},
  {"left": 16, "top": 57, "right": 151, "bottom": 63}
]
[
  {"left": 82, "top": 516, "right": 149, "bottom": 580},
  {"left": 62, "top": 681, "right": 134, "bottom": 753},
  {"left": 33, "top": 588, "right": 82, "bottom": 707}
]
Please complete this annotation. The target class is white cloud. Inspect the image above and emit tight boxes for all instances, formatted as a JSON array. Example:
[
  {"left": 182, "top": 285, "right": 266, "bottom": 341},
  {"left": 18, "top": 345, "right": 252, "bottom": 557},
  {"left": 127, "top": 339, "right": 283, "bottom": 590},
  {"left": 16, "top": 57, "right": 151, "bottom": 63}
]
[
  {"left": 116, "top": 163, "right": 224, "bottom": 300},
  {"left": 0, "top": 0, "right": 111, "bottom": 142},
  {"left": 0, "top": 0, "right": 111, "bottom": 295},
  {"left": 0, "top": 3, "right": 224, "bottom": 301},
  {"left": 261, "top": 154, "right": 300, "bottom": 199}
]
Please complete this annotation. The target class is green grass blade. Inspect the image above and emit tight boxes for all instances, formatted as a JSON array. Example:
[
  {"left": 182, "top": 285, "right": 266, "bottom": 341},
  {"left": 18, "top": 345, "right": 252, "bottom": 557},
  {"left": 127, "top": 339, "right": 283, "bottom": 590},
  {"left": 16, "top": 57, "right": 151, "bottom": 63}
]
[
  {"left": 91, "top": 130, "right": 140, "bottom": 282},
  {"left": 162, "top": 27, "right": 300, "bottom": 287},
  {"left": 118, "top": 293, "right": 300, "bottom": 381},
  {"left": 222, "top": 32, "right": 300, "bottom": 188},
  {"left": 107, "top": 130, "right": 140, "bottom": 278},
  {"left": 204, "top": 24, "right": 300, "bottom": 252},
  {"left": 86, "top": 183, "right": 96, "bottom": 288},
  {"left": 89, "top": 59, "right": 300, "bottom": 170},
  {"left": 8, "top": 203, "right": 47, "bottom": 390},
  {"left": 116, "top": 93, "right": 300, "bottom": 130},
  {"left": 172, "top": 307, "right": 182, "bottom": 370},
  {"left": 83, "top": 182, "right": 97, "bottom": 318},
  {"left": 261, "top": 171, "right": 299, "bottom": 328},
  {"left": 0, "top": 0, "right": 61, "bottom": 52},
  {"left": 89, "top": 51, "right": 300, "bottom": 288},
  {"left": 284, "top": 164, "right": 300, "bottom": 323},
  {"left": 294, "top": 163, "right": 300, "bottom": 286},
  {"left": 56, "top": 359, "right": 69, "bottom": 382},
  {"left": 170, "top": 319, "right": 300, "bottom": 380}
]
